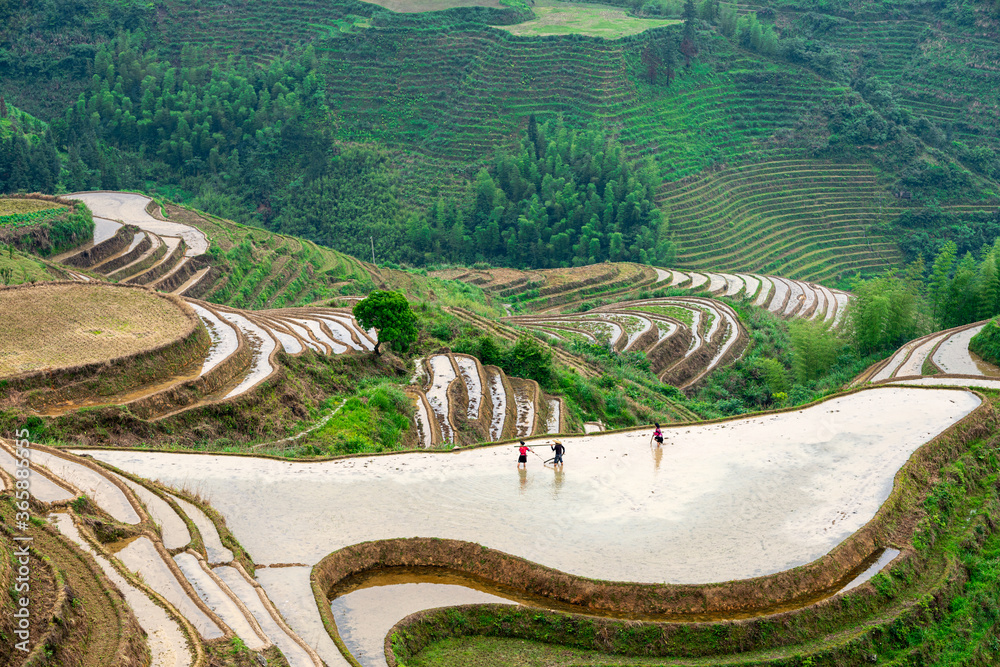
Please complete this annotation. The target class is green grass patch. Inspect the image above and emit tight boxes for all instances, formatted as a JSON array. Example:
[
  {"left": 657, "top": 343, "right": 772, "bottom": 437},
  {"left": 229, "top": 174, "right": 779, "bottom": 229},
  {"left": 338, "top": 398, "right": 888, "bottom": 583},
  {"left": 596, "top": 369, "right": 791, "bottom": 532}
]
[
  {"left": 405, "top": 636, "right": 670, "bottom": 665},
  {"left": 304, "top": 380, "right": 413, "bottom": 455},
  {"left": 0, "top": 245, "right": 55, "bottom": 285},
  {"left": 499, "top": 0, "right": 679, "bottom": 38},
  {"left": 969, "top": 318, "right": 1000, "bottom": 367}
]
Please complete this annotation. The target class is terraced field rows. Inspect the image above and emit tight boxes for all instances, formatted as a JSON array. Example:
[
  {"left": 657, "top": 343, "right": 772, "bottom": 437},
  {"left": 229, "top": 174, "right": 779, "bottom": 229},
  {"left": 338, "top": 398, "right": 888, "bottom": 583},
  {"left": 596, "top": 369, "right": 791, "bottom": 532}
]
[
  {"left": 857, "top": 320, "right": 1000, "bottom": 386},
  {"left": 409, "top": 352, "right": 564, "bottom": 446},
  {"left": 506, "top": 296, "right": 747, "bottom": 391},
  {"left": 820, "top": 19, "right": 1000, "bottom": 155},
  {"left": 660, "top": 160, "right": 903, "bottom": 283},
  {"left": 0, "top": 440, "right": 324, "bottom": 667},
  {"left": 440, "top": 263, "right": 852, "bottom": 326}
]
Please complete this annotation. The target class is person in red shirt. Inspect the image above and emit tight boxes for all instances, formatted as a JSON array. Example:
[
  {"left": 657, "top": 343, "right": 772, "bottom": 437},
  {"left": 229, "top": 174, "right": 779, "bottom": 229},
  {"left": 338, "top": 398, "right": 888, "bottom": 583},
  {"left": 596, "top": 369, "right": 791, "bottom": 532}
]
[
  {"left": 652, "top": 423, "right": 664, "bottom": 446},
  {"left": 517, "top": 440, "right": 532, "bottom": 468}
]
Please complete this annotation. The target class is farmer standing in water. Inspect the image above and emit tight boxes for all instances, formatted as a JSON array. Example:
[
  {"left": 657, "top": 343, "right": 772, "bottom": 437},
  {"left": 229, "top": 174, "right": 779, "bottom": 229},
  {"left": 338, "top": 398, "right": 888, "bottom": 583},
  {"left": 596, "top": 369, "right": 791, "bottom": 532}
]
[
  {"left": 652, "top": 422, "right": 664, "bottom": 446},
  {"left": 550, "top": 440, "right": 565, "bottom": 468},
  {"left": 517, "top": 440, "right": 532, "bottom": 469}
]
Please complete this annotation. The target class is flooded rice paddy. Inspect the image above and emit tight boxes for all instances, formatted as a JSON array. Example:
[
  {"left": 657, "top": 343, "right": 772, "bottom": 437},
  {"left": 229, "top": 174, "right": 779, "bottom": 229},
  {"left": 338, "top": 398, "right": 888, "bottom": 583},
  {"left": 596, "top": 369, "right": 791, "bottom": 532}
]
[
  {"left": 118, "top": 476, "right": 191, "bottom": 549},
  {"left": 894, "top": 377, "right": 1000, "bottom": 390},
  {"left": 189, "top": 304, "right": 239, "bottom": 376},
  {"left": 92, "top": 216, "right": 123, "bottom": 244},
  {"left": 455, "top": 356, "right": 483, "bottom": 419},
  {"left": 257, "top": 566, "right": 349, "bottom": 666},
  {"left": 331, "top": 570, "right": 513, "bottom": 667},
  {"left": 216, "top": 311, "right": 276, "bottom": 398},
  {"left": 213, "top": 566, "right": 319, "bottom": 667},
  {"left": 933, "top": 325, "right": 1000, "bottom": 376},
  {"left": 837, "top": 548, "right": 901, "bottom": 594},
  {"left": 52, "top": 513, "right": 192, "bottom": 667},
  {"left": 70, "top": 191, "right": 210, "bottom": 256},
  {"left": 487, "top": 369, "right": 507, "bottom": 441},
  {"left": 84, "top": 387, "right": 977, "bottom": 585},
  {"left": 168, "top": 494, "right": 233, "bottom": 563},
  {"left": 174, "top": 552, "right": 266, "bottom": 649},
  {"left": 33, "top": 449, "right": 140, "bottom": 523},
  {"left": 0, "top": 447, "right": 74, "bottom": 502},
  {"left": 425, "top": 355, "right": 456, "bottom": 443},
  {"left": 114, "top": 536, "right": 225, "bottom": 639}
]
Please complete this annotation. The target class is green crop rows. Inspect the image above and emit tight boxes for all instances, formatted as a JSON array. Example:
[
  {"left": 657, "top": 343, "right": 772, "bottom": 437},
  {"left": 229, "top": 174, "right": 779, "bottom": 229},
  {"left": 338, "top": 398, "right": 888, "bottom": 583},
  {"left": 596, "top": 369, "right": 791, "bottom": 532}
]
[
  {"left": 661, "top": 160, "right": 904, "bottom": 282},
  {"left": 0, "top": 206, "right": 67, "bottom": 229}
]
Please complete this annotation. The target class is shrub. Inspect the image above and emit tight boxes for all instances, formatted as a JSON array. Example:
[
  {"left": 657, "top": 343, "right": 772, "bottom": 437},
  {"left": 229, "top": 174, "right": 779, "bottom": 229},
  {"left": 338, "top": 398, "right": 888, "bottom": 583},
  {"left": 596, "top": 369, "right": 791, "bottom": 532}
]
[{"left": 969, "top": 318, "right": 1000, "bottom": 366}]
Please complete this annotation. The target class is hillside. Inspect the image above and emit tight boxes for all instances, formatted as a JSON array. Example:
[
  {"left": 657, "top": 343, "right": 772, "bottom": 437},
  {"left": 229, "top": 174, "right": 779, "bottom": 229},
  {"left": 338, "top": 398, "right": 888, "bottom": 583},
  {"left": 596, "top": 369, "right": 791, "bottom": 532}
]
[
  {"left": 1, "top": 0, "right": 998, "bottom": 282},
  {"left": 5, "top": 2, "right": 1000, "bottom": 667}
]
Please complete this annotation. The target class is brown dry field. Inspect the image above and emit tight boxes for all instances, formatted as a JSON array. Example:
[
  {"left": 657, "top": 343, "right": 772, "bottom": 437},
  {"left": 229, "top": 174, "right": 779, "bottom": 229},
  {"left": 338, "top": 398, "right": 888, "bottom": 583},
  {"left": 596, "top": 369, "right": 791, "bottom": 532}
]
[
  {"left": 0, "top": 283, "right": 191, "bottom": 377},
  {"left": 0, "top": 198, "right": 64, "bottom": 216}
]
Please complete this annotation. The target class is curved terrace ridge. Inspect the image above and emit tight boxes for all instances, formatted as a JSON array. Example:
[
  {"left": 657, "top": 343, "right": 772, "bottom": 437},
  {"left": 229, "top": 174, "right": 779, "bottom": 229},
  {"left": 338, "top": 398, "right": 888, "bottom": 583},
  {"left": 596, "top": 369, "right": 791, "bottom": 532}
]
[{"left": 79, "top": 385, "right": 988, "bottom": 665}]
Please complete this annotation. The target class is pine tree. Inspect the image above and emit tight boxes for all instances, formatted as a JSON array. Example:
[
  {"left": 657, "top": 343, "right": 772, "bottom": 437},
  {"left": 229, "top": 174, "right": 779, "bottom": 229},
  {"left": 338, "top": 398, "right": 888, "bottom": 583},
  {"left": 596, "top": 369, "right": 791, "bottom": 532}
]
[
  {"left": 681, "top": 0, "right": 699, "bottom": 66},
  {"left": 978, "top": 253, "right": 1000, "bottom": 320}
]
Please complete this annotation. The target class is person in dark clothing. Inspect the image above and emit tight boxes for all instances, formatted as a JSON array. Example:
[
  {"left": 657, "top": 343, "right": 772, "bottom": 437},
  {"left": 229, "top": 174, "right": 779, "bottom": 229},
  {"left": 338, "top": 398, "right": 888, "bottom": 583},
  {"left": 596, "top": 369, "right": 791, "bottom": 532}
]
[
  {"left": 653, "top": 423, "right": 664, "bottom": 445},
  {"left": 550, "top": 440, "right": 565, "bottom": 467}
]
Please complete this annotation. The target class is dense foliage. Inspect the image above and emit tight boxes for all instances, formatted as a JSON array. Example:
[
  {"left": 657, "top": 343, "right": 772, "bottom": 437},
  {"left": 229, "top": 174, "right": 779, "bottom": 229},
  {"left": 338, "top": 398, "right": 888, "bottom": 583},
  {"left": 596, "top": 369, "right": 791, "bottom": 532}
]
[
  {"left": 2, "top": 0, "right": 998, "bottom": 273},
  {"left": 969, "top": 317, "right": 1000, "bottom": 366},
  {"left": 406, "top": 118, "right": 672, "bottom": 268},
  {"left": 353, "top": 290, "right": 418, "bottom": 354}
]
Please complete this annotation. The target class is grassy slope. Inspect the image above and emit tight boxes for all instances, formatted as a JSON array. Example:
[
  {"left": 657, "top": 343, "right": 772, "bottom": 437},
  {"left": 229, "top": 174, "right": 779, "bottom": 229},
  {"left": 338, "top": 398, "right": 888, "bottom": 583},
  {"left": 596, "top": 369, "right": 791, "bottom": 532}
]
[
  {"left": 4, "top": 0, "right": 998, "bottom": 279},
  {"left": 155, "top": 199, "right": 503, "bottom": 314},
  {"left": 501, "top": 1, "right": 682, "bottom": 38},
  {"left": 0, "top": 245, "right": 57, "bottom": 284}
]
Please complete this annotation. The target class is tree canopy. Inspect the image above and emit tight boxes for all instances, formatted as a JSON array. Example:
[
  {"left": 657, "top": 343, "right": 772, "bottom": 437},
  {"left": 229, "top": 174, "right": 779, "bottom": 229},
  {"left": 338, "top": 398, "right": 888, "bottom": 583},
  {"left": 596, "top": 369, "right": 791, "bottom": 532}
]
[{"left": 352, "top": 291, "right": 418, "bottom": 355}]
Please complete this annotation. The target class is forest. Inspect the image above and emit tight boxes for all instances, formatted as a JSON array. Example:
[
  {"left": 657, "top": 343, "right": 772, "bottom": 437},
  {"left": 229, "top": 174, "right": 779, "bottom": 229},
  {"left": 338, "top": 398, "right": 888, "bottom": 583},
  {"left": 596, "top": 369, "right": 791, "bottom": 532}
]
[{"left": 0, "top": 0, "right": 997, "bottom": 273}]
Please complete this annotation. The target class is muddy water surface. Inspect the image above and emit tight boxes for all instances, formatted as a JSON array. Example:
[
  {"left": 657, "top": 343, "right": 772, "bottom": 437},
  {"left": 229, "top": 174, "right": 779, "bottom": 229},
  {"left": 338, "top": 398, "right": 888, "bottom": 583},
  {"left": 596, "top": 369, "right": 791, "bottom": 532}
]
[
  {"left": 895, "top": 377, "right": 1000, "bottom": 390},
  {"left": 85, "top": 387, "right": 978, "bottom": 585},
  {"left": 257, "top": 566, "right": 350, "bottom": 667},
  {"left": 213, "top": 566, "right": 317, "bottom": 667},
  {"left": 189, "top": 304, "right": 239, "bottom": 376},
  {"left": 933, "top": 325, "right": 1000, "bottom": 376},
  {"left": 70, "top": 192, "right": 209, "bottom": 256},
  {"left": 32, "top": 450, "right": 140, "bottom": 523},
  {"left": 837, "top": 548, "right": 900, "bottom": 594},
  {"left": 331, "top": 571, "right": 513, "bottom": 667},
  {"left": 0, "top": 448, "right": 73, "bottom": 502},
  {"left": 114, "top": 536, "right": 224, "bottom": 639},
  {"left": 118, "top": 476, "right": 190, "bottom": 549}
]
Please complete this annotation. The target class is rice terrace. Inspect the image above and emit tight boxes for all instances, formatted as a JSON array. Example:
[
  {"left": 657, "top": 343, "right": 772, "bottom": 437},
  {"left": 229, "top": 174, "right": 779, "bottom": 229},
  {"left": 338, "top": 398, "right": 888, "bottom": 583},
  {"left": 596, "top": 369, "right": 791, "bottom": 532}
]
[{"left": 3, "top": 0, "right": 1000, "bottom": 664}]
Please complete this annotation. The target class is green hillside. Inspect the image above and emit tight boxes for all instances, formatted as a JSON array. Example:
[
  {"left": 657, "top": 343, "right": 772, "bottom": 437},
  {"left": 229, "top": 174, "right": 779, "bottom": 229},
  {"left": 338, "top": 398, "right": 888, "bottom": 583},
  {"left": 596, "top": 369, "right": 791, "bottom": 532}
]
[
  {"left": 3, "top": 0, "right": 998, "bottom": 283},
  {"left": 2, "top": 0, "right": 1000, "bottom": 273}
]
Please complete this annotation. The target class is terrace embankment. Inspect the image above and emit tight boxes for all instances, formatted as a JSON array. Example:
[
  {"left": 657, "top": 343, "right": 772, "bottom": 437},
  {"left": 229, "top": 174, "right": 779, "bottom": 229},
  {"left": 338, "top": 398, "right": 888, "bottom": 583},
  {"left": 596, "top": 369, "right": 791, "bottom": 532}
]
[
  {"left": 0, "top": 282, "right": 208, "bottom": 411},
  {"left": 384, "top": 388, "right": 1000, "bottom": 665},
  {"left": 0, "top": 194, "right": 95, "bottom": 259}
]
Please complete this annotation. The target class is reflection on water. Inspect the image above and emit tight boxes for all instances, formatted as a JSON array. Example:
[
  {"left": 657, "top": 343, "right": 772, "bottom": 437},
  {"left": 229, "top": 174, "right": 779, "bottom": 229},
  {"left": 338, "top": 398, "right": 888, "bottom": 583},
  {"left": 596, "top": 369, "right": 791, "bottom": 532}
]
[
  {"left": 328, "top": 550, "right": 910, "bottom": 667},
  {"left": 553, "top": 468, "right": 564, "bottom": 497},
  {"left": 836, "top": 548, "right": 901, "bottom": 593},
  {"left": 518, "top": 467, "right": 527, "bottom": 495},
  {"left": 93, "top": 216, "right": 123, "bottom": 244},
  {"left": 653, "top": 442, "right": 663, "bottom": 472}
]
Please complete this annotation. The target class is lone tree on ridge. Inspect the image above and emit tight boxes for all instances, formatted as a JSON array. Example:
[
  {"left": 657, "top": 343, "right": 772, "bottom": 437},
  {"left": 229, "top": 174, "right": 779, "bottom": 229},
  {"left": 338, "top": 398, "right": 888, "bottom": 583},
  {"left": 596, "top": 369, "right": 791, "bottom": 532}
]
[{"left": 353, "top": 290, "right": 418, "bottom": 355}]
